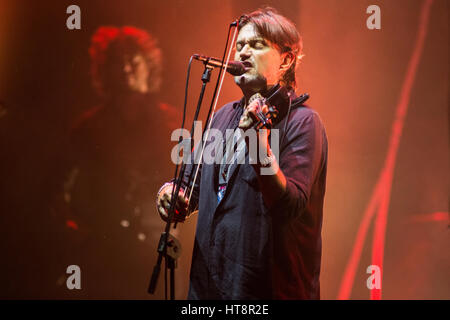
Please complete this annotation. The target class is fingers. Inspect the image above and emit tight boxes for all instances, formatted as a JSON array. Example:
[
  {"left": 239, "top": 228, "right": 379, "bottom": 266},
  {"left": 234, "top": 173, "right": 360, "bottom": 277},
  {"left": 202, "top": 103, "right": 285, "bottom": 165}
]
[
  {"left": 158, "top": 205, "right": 168, "bottom": 219},
  {"left": 239, "top": 100, "right": 269, "bottom": 129},
  {"left": 161, "top": 191, "right": 188, "bottom": 211},
  {"left": 239, "top": 108, "right": 253, "bottom": 129},
  {"left": 157, "top": 184, "right": 189, "bottom": 222}
]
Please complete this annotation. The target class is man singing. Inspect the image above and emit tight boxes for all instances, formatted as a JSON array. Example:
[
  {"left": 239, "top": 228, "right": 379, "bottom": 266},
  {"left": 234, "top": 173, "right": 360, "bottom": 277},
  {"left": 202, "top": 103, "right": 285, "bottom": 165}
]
[{"left": 157, "top": 7, "right": 328, "bottom": 299}]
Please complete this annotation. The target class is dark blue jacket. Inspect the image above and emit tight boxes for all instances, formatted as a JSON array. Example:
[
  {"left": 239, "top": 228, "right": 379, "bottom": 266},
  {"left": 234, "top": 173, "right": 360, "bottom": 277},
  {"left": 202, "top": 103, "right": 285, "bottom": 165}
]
[{"left": 183, "top": 93, "right": 328, "bottom": 299}]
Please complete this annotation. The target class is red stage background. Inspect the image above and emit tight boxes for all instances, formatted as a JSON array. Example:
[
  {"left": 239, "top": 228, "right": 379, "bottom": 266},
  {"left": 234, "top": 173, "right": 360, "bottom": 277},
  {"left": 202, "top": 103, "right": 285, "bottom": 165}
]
[{"left": 0, "top": 0, "right": 448, "bottom": 299}]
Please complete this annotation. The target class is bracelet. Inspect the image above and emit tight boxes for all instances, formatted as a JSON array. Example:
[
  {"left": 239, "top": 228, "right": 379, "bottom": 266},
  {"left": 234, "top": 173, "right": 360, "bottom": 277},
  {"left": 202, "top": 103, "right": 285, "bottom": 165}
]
[{"left": 259, "top": 153, "right": 276, "bottom": 168}]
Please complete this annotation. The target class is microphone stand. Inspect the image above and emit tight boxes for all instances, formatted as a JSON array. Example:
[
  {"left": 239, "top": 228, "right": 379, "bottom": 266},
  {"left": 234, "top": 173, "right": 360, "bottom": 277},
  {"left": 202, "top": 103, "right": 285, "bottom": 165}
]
[{"left": 148, "top": 63, "right": 213, "bottom": 299}]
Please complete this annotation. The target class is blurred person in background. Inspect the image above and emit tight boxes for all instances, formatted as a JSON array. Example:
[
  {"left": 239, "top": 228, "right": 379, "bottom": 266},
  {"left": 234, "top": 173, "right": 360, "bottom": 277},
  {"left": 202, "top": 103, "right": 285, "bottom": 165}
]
[{"left": 50, "top": 26, "right": 178, "bottom": 298}]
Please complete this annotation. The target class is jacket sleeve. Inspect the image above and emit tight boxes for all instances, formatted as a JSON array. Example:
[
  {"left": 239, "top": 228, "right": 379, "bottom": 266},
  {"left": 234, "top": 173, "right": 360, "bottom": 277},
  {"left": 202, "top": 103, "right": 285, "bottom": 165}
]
[{"left": 272, "top": 110, "right": 327, "bottom": 220}]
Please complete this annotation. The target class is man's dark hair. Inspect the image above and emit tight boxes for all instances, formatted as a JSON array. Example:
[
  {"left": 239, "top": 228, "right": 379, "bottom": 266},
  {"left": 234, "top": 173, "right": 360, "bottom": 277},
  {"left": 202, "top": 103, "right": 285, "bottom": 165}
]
[
  {"left": 89, "top": 26, "right": 162, "bottom": 96},
  {"left": 238, "top": 8, "right": 303, "bottom": 89}
]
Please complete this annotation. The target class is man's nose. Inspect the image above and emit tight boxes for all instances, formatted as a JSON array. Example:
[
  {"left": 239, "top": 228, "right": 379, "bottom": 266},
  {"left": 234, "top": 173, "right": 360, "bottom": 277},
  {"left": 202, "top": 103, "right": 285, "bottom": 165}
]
[
  {"left": 239, "top": 44, "right": 251, "bottom": 60},
  {"left": 123, "top": 62, "right": 132, "bottom": 73}
]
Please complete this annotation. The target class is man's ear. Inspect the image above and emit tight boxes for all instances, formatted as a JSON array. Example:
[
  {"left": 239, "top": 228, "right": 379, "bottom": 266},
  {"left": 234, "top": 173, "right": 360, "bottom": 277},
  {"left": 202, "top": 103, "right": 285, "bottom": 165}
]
[{"left": 279, "top": 52, "right": 295, "bottom": 72}]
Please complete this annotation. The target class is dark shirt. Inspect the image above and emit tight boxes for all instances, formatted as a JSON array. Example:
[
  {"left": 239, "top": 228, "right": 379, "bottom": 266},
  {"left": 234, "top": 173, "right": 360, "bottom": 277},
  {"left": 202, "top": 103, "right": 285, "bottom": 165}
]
[
  {"left": 183, "top": 91, "right": 328, "bottom": 299},
  {"left": 54, "top": 97, "right": 177, "bottom": 298}
]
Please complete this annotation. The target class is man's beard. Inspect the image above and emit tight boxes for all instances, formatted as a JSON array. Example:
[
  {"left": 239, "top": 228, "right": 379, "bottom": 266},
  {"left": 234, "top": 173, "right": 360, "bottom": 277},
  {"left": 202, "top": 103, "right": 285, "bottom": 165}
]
[{"left": 234, "top": 73, "right": 268, "bottom": 95}]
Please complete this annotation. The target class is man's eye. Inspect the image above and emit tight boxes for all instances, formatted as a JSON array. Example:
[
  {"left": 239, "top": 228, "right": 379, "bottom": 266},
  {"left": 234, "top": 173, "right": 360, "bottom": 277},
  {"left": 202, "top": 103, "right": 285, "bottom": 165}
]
[
  {"left": 254, "top": 41, "right": 265, "bottom": 49},
  {"left": 236, "top": 43, "right": 243, "bottom": 51}
]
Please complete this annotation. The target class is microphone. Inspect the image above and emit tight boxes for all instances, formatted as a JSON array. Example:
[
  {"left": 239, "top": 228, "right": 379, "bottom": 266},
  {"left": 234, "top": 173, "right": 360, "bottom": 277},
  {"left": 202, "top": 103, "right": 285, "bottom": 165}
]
[{"left": 193, "top": 54, "right": 246, "bottom": 76}]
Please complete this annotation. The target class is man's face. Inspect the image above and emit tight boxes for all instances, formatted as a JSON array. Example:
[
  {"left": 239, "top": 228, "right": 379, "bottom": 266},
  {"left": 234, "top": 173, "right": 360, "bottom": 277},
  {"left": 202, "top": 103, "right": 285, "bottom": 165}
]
[
  {"left": 105, "top": 52, "right": 150, "bottom": 95},
  {"left": 123, "top": 53, "right": 149, "bottom": 94},
  {"left": 234, "top": 23, "right": 283, "bottom": 94}
]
